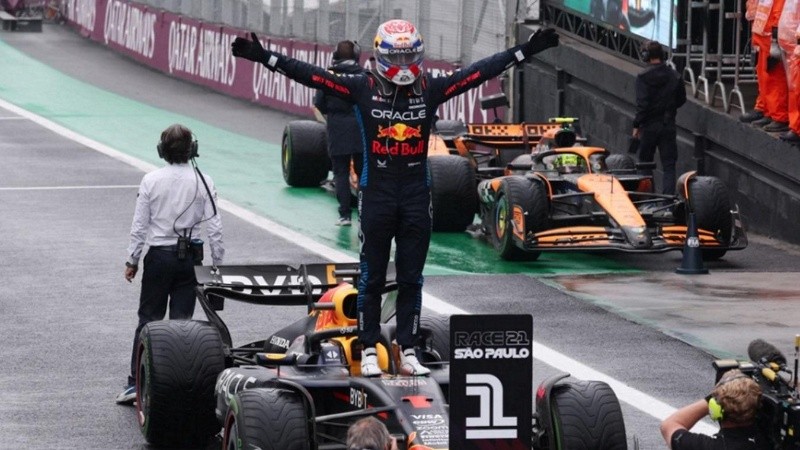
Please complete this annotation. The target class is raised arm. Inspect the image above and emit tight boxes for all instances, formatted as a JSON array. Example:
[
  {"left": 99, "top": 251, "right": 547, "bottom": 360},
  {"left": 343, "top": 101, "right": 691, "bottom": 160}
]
[
  {"left": 232, "top": 32, "right": 361, "bottom": 101},
  {"left": 428, "top": 28, "right": 559, "bottom": 105}
]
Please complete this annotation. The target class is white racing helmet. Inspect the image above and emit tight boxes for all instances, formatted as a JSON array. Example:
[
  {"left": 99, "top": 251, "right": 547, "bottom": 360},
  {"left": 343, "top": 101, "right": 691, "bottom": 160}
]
[{"left": 373, "top": 19, "right": 424, "bottom": 85}]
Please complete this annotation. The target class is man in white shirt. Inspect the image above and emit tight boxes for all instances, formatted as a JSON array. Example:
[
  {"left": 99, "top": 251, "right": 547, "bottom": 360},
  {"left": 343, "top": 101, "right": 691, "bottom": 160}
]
[{"left": 116, "top": 124, "right": 224, "bottom": 404}]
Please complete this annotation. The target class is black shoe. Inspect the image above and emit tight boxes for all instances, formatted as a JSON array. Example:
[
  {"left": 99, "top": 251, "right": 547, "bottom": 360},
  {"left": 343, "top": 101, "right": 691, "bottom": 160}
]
[
  {"left": 780, "top": 130, "right": 800, "bottom": 142},
  {"left": 751, "top": 117, "right": 773, "bottom": 127},
  {"left": 739, "top": 110, "right": 765, "bottom": 123},
  {"left": 763, "top": 121, "right": 789, "bottom": 132}
]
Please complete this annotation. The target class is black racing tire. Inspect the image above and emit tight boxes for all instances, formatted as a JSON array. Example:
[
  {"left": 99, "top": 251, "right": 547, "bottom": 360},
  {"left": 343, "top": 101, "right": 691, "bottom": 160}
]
[
  {"left": 684, "top": 176, "right": 732, "bottom": 261},
  {"left": 136, "top": 320, "right": 225, "bottom": 448},
  {"left": 492, "top": 176, "right": 548, "bottom": 261},
  {"left": 507, "top": 154, "right": 534, "bottom": 174},
  {"left": 605, "top": 154, "right": 635, "bottom": 172},
  {"left": 433, "top": 119, "right": 467, "bottom": 138},
  {"left": 419, "top": 314, "right": 450, "bottom": 362},
  {"left": 550, "top": 380, "right": 627, "bottom": 450},
  {"left": 223, "top": 388, "right": 312, "bottom": 450},
  {"left": 429, "top": 155, "right": 478, "bottom": 232},
  {"left": 282, "top": 120, "right": 330, "bottom": 187}
]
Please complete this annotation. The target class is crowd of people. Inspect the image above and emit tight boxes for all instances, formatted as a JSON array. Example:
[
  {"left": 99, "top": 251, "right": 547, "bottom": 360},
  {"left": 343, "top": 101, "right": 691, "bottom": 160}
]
[{"left": 740, "top": 0, "right": 800, "bottom": 145}]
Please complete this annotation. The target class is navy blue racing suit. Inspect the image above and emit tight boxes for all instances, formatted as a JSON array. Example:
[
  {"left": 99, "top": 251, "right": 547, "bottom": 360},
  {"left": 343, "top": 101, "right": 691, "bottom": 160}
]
[{"left": 250, "top": 42, "right": 538, "bottom": 349}]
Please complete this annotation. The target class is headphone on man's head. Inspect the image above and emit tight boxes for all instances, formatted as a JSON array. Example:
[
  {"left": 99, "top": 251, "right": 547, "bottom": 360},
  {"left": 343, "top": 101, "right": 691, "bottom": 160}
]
[
  {"left": 707, "top": 373, "right": 750, "bottom": 421},
  {"left": 333, "top": 40, "right": 361, "bottom": 62},
  {"left": 157, "top": 136, "right": 199, "bottom": 160}
]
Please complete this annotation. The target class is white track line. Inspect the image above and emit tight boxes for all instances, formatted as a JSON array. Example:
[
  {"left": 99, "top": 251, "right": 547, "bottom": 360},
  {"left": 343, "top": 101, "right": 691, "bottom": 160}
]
[
  {"left": 0, "top": 97, "right": 716, "bottom": 434},
  {"left": 0, "top": 185, "right": 139, "bottom": 191}
]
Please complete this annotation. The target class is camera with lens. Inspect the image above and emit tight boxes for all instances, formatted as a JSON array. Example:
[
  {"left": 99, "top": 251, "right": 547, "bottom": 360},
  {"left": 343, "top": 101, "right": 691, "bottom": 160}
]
[{"left": 712, "top": 338, "right": 800, "bottom": 448}]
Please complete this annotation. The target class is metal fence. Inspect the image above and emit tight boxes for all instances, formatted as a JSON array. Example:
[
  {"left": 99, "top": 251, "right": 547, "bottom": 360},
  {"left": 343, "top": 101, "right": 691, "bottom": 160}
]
[{"left": 134, "top": 0, "right": 540, "bottom": 64}]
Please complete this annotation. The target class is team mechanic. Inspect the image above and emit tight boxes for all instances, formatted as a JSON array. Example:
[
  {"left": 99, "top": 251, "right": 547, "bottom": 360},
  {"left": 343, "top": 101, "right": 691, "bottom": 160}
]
[{"left": 232, "top": 20, "right": 559, "bottom": 377}]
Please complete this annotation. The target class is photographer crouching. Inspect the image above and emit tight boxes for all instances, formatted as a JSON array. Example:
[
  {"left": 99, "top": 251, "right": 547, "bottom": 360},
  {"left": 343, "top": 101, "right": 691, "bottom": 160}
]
[{"left": 661, "top": 368, "right": 770, "bottom": 449}]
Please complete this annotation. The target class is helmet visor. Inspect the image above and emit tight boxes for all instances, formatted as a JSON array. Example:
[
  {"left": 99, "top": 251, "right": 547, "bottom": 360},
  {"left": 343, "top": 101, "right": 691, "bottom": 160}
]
[{"left": 377, "top": 47, "right": 424, "bottom": 67}]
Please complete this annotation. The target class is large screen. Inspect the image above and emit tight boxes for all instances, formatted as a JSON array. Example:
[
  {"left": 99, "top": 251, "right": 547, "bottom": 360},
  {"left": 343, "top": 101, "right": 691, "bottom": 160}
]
[{"left": 561, "top": 0, "right": 677, "bottom": 47}]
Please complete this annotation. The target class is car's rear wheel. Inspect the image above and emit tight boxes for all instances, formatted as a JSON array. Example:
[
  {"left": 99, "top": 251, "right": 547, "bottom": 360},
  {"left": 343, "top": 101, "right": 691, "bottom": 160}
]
[
  {"left": 683, "top": 176, "right": 732, "bottom": 261},
  {"left": 136, "top": 320, "right": 225, "bottom": 448},
  {"left": 605, "top": 154, "right": 635, "bottom": 172},
  {"left": 550, "top": 380, "right": 627, "bottom": 450},
  {"left": 433, "top": 119, "right": 467, "bottom": 138},
  {"left": 429, "top": 155, "right": 478, "bottom": 232},
  {"left": 492, "top": 176, "right": 548, "bottom": 261},
  {"left": 282, "top": 120, "right": 330, "bottom": 187},
  {"left": 223, "top": 388, "right": 312, "bottom": 450}
]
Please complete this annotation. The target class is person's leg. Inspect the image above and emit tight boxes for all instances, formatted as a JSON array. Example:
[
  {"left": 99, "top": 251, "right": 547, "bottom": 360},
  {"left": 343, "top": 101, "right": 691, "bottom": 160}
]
[
  {"left": 658, "top": 124, "right": 678, "bottom": 196},
  {"left": 168, "top": 255, "right": 197, "bottom": 320},
  {"left": 356, "top": 184, "right": 396, "bottom": 349},
  {"left": 128, "top": 249, "right": 171, "bottom": 386},
  {"left": 393, "top": 181, "right": 432, "bottom": 376},
  {"left": 332, "top": 154, "right": 352, "bottom": 220},
  {"left": 393, "top": 181, "right": 431, "bottom": 349},
  {"left": 753, "top": 33, "right": 774, "bottom": 122}
]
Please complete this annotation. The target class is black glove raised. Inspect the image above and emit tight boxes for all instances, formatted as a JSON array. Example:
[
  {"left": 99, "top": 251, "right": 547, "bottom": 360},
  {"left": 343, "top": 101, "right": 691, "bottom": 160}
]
[
  {"left": 232, "top": 32, "right": 266, "bottom": 63},
  {"left": 525, "top": 27, "right": 560, "bottom": 57}
]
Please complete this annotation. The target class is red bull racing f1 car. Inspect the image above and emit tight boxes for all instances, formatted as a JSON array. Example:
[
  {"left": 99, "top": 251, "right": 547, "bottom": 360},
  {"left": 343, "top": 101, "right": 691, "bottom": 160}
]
[{"left": 133, "top": 262, "right": 628, "bottom": 449}]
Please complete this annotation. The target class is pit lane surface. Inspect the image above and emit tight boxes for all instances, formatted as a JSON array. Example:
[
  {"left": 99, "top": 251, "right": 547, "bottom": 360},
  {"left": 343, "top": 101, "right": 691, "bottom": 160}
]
[{"left": 1, "top": 25, "right": 799, "bottom": 449}]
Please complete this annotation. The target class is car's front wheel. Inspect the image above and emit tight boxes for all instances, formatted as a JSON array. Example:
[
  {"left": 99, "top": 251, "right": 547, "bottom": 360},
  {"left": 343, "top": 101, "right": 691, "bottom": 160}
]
[
  {"left": 136, "top": 320, "right": 225, "bottom": 448},
  {"left": 550, "top": 380, "right": 627, "bottom": 450},
  {"left": 223, "top": 388, "right": 312, "bottom": 450}
]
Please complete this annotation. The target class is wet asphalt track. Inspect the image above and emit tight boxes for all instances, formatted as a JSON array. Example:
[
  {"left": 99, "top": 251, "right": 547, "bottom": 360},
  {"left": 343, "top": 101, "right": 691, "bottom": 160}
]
[{"left": 1, "top": 24, "right": 800, "bottom": 450}]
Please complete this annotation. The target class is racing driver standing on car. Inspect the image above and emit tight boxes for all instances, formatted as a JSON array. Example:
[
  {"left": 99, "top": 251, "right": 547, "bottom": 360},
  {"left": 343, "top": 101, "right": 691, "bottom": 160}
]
[{"left": 232, "top": 20, "right": 559, "bottom": 377}]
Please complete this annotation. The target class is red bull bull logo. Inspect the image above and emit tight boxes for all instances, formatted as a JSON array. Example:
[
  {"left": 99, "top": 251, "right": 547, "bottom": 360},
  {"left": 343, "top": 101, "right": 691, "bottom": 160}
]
[{"left": 376, "top": 123, "right": 423, "bottom": 142}]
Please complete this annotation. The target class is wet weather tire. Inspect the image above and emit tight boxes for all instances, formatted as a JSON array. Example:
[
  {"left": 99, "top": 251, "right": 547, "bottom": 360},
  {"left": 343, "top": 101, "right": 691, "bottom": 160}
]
[
  {"left": 136, "top": 320, "right": 225, "bottom": 448},
  {"left": 223, "top": 388, "right": 312, "bottom": 450},
  {"left": 605, "top": 154, "right": 635, "bottom": 172},
  {"left": 282, "top": 120, "right": 330, "bottom": 187},
  {"left": 550, "top": 380, "right": 627, "bottom": 450},
  {"left": 419, "top": 314, "right": 450, "bottom": 362},
  {"left": 492, "top": 176, "right": 548, "bottom": 261},
  {"left": 429, "top": 155, "right": 478, "bottom": 232},
  {"left": 684, "top": 176, "right": 732, "bottom": 261},
  {"left": 433, "top": 119, "right": 467, "bottom": 138}
]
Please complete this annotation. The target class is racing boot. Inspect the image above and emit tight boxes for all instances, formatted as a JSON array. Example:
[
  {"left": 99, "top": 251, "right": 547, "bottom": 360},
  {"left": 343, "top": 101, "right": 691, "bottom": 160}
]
[
  {"left": 360, "top": 347, "right": 382, "bottom": 377},
  {"left": 399, "top": 347, "right": 430, "bottom": 376}
]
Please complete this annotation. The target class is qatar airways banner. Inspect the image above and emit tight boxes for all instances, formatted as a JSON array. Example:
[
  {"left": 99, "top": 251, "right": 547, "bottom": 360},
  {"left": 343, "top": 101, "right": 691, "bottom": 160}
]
[{"left": 61, "top": 0, "right": 504, "bottom": 121}]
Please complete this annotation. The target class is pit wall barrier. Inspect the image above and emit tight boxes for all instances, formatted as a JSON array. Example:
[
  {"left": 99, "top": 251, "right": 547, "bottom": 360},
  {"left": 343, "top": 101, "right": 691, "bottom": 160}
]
[{"left": 60, "top": 0, "right": 502, "bottom": 122}]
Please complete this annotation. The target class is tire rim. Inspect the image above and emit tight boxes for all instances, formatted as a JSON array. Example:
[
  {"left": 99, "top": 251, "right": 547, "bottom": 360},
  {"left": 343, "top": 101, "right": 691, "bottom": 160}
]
[
  {"left": 495, "top": 195, "right": 508, "bottom": 239},
  {"left": 223, "top": 412, "right": 239, "bottom": 450},
  {"left": 135, "top": 344, "right": 148, "bottom": 428},
  {"left": 282, "top": 134, "right": 291, "bottom": 180}
]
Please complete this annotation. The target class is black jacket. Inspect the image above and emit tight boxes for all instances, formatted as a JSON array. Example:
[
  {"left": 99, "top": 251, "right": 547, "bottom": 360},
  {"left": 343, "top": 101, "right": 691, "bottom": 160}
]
[
  {"left": 261, "top": 43, "right": 529, "bottom": 183},
  {"left": 313, "top": 60, "right": 364, "bottom": 156},
  {"left": 633, "top": 63, "right": 686, "bottom": 128}
]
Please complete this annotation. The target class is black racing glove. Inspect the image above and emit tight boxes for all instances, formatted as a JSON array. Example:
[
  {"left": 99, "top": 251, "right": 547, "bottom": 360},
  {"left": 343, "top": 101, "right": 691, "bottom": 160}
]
[
  {"left": 232, "top": 32, "right": 267, "bottom": 63},
  {"left": 525, "top": 27, "right": 560, "bottom": 57}
]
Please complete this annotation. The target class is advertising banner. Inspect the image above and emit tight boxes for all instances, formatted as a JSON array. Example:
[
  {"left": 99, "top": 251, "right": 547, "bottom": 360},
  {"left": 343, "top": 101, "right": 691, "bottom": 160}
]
[
  {"left": 449, "top": 314, "right": 533, "bottom": 450},
  {"left": 61, "top": 0, "right": 504, "bottom": 123}
]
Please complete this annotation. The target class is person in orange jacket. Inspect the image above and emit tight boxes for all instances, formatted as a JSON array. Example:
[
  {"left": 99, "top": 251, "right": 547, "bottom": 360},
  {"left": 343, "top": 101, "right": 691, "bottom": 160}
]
[
  {"left": 741, "top": 0, "right": 770, "bottom": 123},
  {"left": 748, "top": 0, "right": 790, "bottom": 132},
  {"left": 778, "top": 0, "right": 800, "bottom": 142}
]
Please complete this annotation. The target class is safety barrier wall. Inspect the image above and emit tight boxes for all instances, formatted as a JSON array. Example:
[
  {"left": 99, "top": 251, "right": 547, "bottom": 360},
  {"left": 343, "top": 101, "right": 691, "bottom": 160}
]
[{"left": 60, "top": 0, "right": 504, "bottom": 122}]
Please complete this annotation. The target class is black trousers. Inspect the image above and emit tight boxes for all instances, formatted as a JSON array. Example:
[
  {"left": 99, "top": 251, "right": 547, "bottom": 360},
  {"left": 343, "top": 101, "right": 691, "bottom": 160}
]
[
  {"left": 357, "top": 178, "right": 431, "bottom": 348},
  {"left": 331, "top": 153, "right": 363, "bottom": 219},
  {"left": 638, "top": 121, "right": 678, "bottom": 195},
  {"left": 127, "top": 246, "right": 197, "bottom": 385}
]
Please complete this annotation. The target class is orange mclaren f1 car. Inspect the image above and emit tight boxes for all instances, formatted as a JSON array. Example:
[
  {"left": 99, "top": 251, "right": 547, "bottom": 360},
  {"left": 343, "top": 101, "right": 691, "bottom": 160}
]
[{"left": 476, "top": 145, "right": 748, "bottom": 261}]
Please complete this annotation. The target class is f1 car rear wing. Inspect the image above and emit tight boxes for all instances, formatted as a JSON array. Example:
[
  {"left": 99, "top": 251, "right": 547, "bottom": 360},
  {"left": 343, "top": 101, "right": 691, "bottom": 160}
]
[
  {"left": 195, "top": 262, "right": 397, "bottom": 308},
  {"left": 194, "top": 262, "right": 397, "bottom": 349}
]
